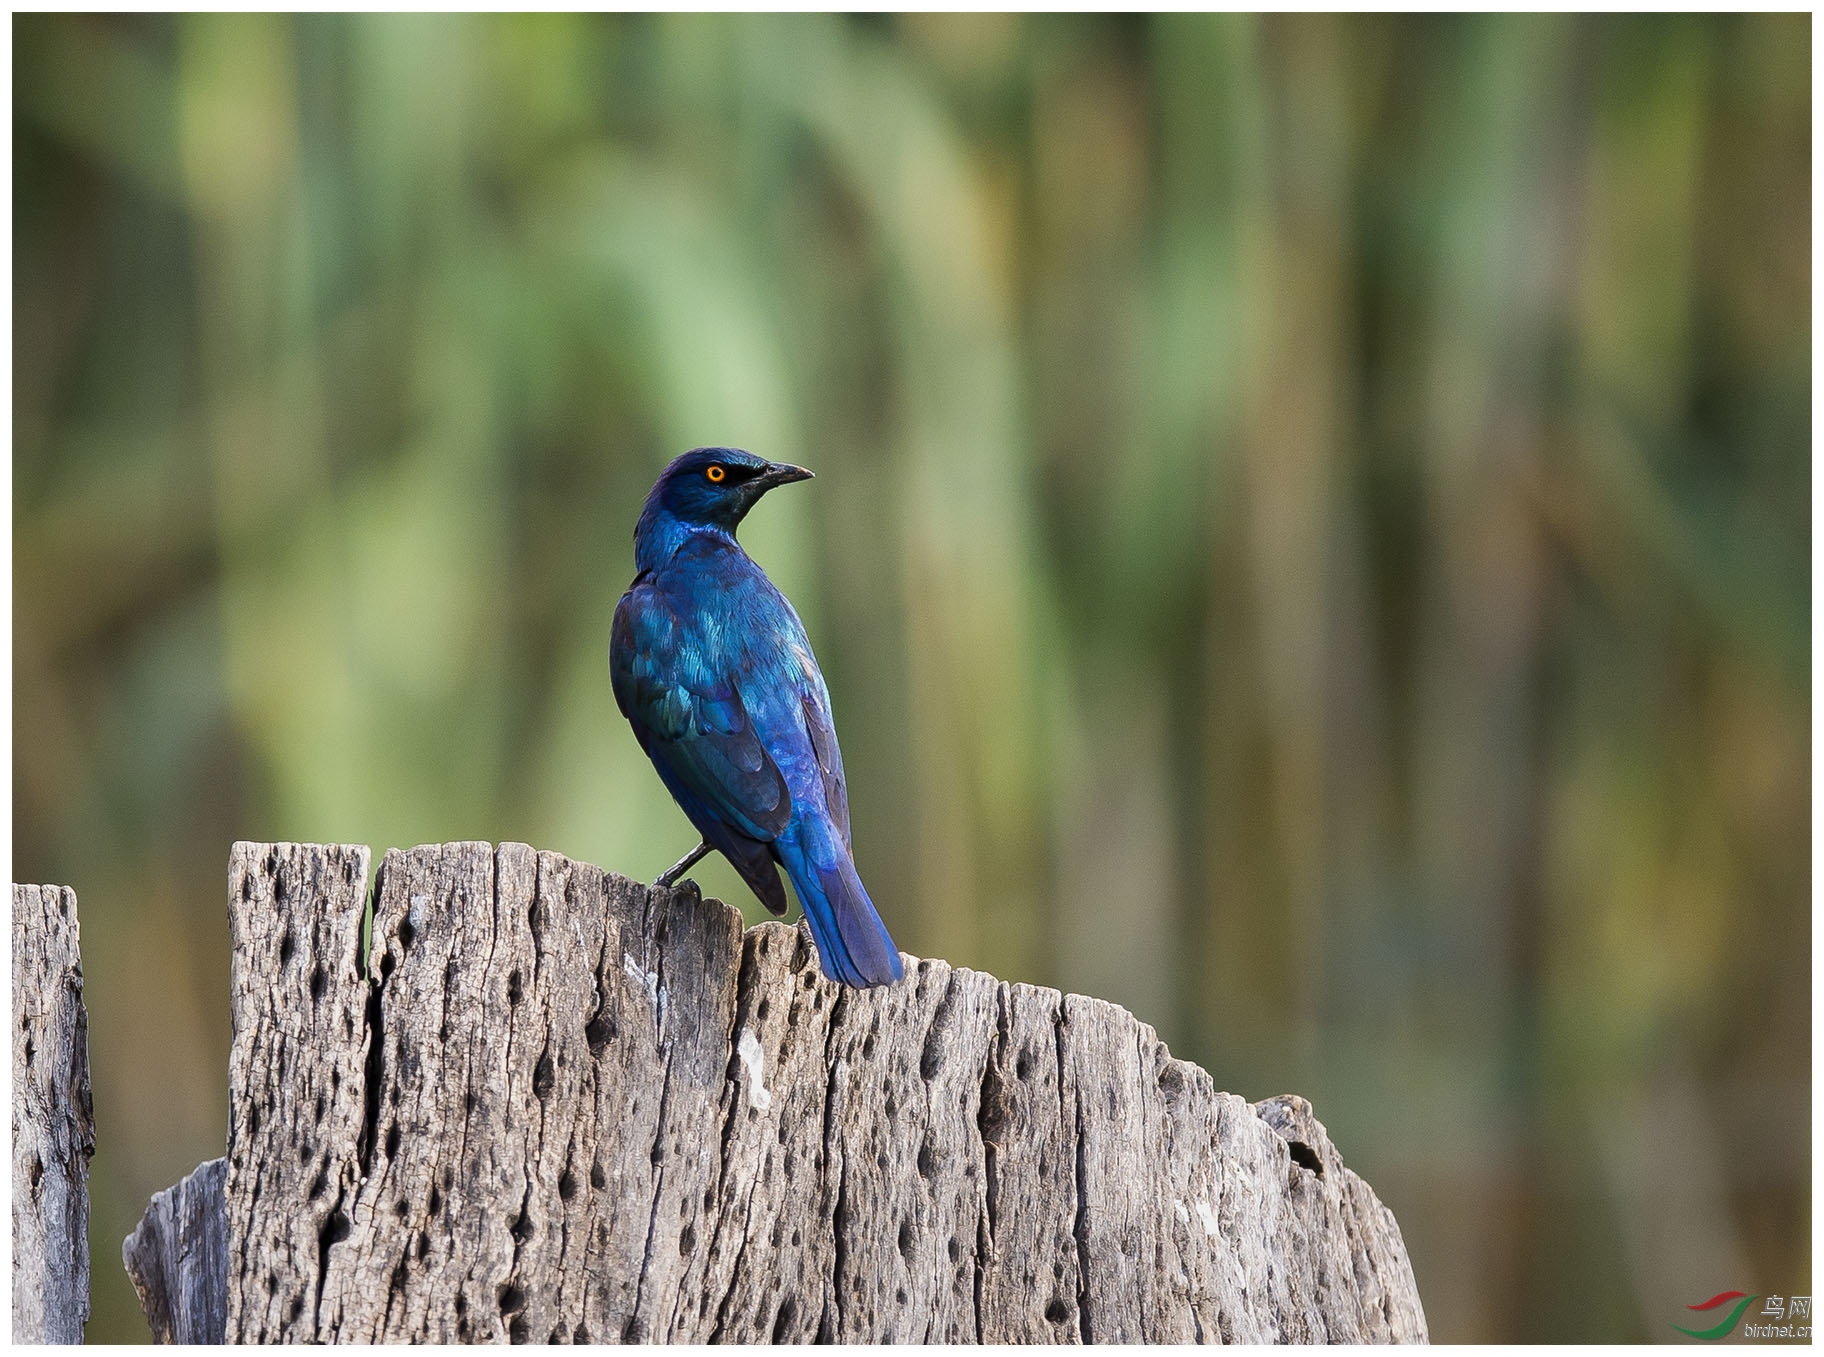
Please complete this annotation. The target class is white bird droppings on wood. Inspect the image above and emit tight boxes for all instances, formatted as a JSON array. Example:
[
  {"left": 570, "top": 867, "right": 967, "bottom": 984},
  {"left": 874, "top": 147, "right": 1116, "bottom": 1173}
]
[{"left": 737, "top": 1028, "right": 773, "bottom": 1111}]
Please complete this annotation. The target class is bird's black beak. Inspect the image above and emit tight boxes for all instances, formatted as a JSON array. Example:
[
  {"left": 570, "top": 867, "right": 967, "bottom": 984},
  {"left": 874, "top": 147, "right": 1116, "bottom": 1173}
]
[{"left": 755, "top": 462, "right": 814, "bottom": 491}]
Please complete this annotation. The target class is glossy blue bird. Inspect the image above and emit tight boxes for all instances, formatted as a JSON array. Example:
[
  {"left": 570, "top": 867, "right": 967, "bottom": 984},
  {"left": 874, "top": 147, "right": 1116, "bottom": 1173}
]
[{"left": 610, "top": 447, "right": 904, "bottom": 987}]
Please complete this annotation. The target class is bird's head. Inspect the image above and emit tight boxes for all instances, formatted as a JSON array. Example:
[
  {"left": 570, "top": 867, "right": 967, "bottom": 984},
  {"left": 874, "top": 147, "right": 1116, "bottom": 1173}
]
[{"left": 642, "top": 446, "right": 813, "bottom": 532}]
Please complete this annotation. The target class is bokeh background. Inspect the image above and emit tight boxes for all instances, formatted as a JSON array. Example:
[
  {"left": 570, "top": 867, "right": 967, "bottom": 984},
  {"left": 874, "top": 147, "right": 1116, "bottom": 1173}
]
[{"left": 13, "top": 12, "right": 1809, "bottom": 1342}]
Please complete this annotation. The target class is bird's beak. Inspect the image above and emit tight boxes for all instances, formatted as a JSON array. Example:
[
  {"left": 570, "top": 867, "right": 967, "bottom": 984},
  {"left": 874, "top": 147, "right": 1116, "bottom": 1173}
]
[{"left": 756, "top": 462, "right": 814, "bottom": 491}]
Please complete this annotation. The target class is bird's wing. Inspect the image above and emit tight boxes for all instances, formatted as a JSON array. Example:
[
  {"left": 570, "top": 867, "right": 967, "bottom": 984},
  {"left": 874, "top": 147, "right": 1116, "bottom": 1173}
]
[
  {"left": 798, "top": 684, "right": 852, "bottom": 850},
  {"left": 612, "top": 584, "right": 792, "bottom": 842}
]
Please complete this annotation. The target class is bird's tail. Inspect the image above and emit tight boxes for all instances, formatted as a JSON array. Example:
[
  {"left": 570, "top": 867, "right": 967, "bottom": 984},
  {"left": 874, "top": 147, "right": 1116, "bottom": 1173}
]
[{"left": 777, "top": 818, "right": 903, "bottom": 988}]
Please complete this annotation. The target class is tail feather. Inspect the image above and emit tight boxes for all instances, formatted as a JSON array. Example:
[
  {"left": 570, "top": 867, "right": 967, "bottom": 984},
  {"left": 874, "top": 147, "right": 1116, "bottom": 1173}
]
[{"left": 777, "top": 819, "right": 902, "bottom": 988}]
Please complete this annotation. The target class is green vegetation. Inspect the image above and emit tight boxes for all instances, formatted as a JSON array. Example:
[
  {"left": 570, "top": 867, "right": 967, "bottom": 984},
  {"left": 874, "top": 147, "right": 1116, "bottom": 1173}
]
[{"left": 14, "top": 14, "right": 1808, "bottom": 1341}]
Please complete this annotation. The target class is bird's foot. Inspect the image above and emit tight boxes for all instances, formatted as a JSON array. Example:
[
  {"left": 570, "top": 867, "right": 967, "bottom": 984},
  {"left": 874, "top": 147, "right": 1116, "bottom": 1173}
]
[{"left": 656, "top": 840, "right": 710, "bottom": 897}]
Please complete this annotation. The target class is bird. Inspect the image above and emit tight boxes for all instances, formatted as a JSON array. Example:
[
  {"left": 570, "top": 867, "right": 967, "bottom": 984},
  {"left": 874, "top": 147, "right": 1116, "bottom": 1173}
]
[{"left": 609, "top": 447, "right": 904, "bottom": 988}]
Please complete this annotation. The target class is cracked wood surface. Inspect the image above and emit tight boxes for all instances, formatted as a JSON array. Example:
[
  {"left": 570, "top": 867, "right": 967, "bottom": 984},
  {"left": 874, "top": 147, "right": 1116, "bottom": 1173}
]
[
  {"left": 135, "top": 840, "right": 1428, "bottom": 1343},
  {"left": 13, "top": 883, "right": 95, "bottom": 1344}
]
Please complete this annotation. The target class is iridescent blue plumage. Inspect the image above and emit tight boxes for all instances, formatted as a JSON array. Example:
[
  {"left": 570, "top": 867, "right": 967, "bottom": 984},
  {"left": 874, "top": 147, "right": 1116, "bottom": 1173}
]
[{"left": 610, "top": 447, "right": 903, "bottom": 987}]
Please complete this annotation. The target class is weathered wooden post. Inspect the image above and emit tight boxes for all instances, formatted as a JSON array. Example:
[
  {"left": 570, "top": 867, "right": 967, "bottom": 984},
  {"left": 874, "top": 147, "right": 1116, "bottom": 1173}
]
[
  {"left": 13, "top": 884, "right": 96, "bottom": 1343},
  {"left": 125, "top": 841, "right": 1428, "bottom": 1343},
  {"left": 122, "top": 1157, "right": 229, "bottom": 1342}
]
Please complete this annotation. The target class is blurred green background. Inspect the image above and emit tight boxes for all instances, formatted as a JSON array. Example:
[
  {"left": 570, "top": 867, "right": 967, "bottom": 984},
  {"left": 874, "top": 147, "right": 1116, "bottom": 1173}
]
[{"left": 13, "top": 12, "right": 1809, "bottom": 1342}]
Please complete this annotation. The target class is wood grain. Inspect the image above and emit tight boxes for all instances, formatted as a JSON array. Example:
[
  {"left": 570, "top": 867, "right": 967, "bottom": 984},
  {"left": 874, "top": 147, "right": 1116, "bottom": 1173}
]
[
  {"left": 13, "top": 883, "right": 95, "bottom": 1343},
  {"left": 123, "top": 1157, "right": 228, "bottom": 1343}
]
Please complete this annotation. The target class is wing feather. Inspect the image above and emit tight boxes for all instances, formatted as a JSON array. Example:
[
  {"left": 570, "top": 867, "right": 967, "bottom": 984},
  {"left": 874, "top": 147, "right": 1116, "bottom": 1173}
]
[{"left": 799, "top": 685, "right": 852, "bottom": 850}]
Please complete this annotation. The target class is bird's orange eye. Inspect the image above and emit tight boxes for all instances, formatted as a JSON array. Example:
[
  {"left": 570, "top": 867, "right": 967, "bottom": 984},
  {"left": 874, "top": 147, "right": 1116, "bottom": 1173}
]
[{"left": 706, "top": 465, "right": 726, "bottom": 483}]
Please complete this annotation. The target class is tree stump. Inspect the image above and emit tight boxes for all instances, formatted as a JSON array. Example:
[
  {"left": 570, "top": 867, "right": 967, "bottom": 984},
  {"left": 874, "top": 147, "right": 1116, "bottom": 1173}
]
[
  {"left": 13, "top": 883, "right": 96, "bottom": 1343},
  {"left": 126, "top": 841, "right": 1428, "bottom": 1343}
]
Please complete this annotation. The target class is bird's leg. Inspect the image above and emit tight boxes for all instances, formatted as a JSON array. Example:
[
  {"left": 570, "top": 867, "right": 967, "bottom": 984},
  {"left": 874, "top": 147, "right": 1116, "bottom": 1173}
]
[{"left": 656, "top": 840, "right": 711, "bottom": 889}]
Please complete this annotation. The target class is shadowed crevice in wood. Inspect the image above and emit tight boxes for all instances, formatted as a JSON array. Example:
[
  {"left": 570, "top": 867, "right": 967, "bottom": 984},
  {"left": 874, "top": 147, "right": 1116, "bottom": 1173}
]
[{"left": 127, "top": 841, "right": 1428, "bottom": 1343}]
